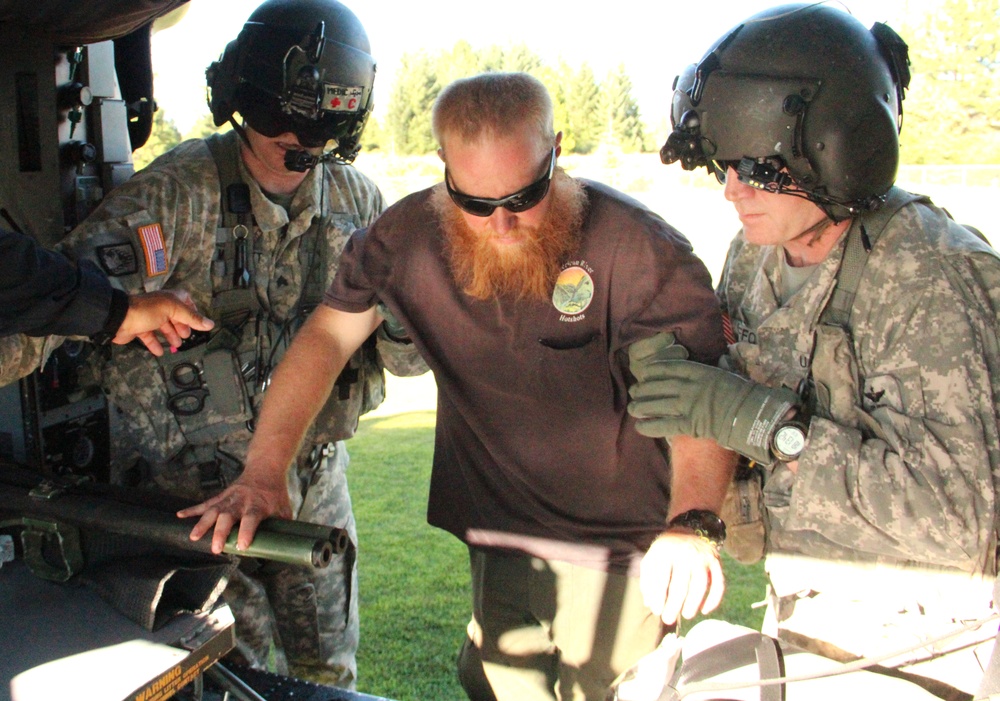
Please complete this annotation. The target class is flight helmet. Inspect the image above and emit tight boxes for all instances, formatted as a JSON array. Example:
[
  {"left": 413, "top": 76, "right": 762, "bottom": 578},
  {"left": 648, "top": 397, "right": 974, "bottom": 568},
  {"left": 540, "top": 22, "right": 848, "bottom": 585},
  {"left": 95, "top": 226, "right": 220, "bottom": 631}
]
[
  {"left": 660, "top": 3, "right": 911, "bottom": 220},
  {"left": 206, "top": 0, "right": 375, "bottom": 164}
]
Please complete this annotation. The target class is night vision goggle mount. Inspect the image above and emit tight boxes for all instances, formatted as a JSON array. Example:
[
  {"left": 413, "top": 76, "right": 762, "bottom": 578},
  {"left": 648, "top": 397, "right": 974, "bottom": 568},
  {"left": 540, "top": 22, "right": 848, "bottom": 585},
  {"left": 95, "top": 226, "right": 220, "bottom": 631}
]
[{"left": 282, "top": 20, "right": 328, "bottom": 121}]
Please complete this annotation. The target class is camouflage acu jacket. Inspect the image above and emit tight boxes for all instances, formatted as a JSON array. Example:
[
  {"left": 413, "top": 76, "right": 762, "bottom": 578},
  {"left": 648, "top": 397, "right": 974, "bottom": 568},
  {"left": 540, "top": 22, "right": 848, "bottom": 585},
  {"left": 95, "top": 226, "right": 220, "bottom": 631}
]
[
  {"left": 54, "top": 132, "right": 425, "bottom": 485},
  {"left": 719, "top": 196, "right": 1000, "bottom": 577}
]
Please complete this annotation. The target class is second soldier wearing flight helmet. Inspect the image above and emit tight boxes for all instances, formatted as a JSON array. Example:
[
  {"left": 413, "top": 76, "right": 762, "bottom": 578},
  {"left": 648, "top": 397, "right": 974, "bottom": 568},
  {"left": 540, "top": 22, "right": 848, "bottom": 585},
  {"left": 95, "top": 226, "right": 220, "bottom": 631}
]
[{"left": 57, "top": 0, "right": 425, "bottom": 688}]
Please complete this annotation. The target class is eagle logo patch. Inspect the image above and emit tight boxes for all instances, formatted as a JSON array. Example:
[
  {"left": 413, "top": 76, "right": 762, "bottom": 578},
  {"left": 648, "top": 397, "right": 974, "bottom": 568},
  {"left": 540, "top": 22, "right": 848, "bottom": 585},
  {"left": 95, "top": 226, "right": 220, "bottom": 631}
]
[{"left": 552, "top": 265, "right": 594, "bottom": 319}]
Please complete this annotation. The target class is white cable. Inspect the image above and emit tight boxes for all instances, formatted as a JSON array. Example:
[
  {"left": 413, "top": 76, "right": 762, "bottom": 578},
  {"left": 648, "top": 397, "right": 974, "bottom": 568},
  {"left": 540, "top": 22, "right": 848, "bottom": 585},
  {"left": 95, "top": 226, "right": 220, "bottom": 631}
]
[{"left": 676, "top": 612, "right": 1000, "bottom": 698}]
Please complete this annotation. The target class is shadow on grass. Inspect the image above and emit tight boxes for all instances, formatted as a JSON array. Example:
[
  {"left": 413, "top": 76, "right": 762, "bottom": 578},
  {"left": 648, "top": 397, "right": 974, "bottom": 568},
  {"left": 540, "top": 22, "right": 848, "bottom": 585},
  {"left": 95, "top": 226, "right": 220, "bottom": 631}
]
[{"left": 348, "top": 410, "right": 767, "bottom": 700}]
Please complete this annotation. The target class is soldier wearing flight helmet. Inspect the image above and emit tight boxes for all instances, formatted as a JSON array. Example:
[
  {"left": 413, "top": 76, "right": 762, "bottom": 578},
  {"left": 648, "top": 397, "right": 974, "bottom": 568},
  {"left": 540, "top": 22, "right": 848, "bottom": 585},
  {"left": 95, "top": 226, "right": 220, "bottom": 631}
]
[
  {"left": 56, "top": 0, "right": 425, "bottom": 688},
  {"left": 628, "top": 4, "right": 1000, "bottom": 696}
]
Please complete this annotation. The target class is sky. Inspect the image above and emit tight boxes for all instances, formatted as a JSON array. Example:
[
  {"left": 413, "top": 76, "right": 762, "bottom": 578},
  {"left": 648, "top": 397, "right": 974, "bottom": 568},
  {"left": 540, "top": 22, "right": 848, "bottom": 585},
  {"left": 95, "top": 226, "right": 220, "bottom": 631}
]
[{"left": 151, "top": 0, "right": 940, "bottom": 135}]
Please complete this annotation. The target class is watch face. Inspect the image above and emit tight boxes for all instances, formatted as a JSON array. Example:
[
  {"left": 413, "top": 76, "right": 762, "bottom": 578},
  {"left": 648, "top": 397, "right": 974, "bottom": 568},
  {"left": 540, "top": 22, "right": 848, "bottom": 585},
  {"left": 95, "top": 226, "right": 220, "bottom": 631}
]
[
  {"left": 669, "top": 509, "right": 726, "bottom": 548},
  {"left": 773, "top": 424, "right": 806, "bottom": 459}
]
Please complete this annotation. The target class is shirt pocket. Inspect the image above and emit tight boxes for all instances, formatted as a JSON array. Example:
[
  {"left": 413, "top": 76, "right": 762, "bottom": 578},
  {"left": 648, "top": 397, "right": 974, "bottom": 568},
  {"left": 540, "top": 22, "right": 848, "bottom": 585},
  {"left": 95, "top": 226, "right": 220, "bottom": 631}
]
[{"left": 533, "top": 332, "right": 615, "bottom": 405}]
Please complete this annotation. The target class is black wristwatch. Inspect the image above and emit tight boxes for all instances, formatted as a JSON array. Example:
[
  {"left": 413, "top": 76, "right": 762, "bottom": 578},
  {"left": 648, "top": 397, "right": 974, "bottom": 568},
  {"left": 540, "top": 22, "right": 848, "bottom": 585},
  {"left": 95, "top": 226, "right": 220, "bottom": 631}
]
[
  {"left": 667, "top": 509, "right": 726, "bottom": 549},
  {"left": 770, "top": 417, "right": 809, "bottom": 462}
]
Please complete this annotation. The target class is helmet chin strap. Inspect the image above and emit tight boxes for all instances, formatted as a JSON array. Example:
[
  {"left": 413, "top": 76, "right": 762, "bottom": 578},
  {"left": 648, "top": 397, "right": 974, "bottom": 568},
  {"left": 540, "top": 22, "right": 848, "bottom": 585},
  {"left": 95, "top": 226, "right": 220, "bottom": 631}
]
[{"left": 798, "top": 214, "right": 835, "bottom": 244}]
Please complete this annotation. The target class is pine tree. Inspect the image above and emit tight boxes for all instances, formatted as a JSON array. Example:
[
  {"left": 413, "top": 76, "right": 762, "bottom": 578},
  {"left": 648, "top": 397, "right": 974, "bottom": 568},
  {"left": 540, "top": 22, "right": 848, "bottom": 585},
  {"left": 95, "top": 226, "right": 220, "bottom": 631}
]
[
  {"left": 564, "top": 63, "right": 603, "bottom": 154},
  {"left": 131, "top": 108, "right": 182, "bottom": 171},
  {"left": 899, "top": 0, "right": 1000, "bottom": 164},
  {"left": 604, "top": 65, "right": 646, "bottom": 153},
  {"left": 379, "top": 42, "right": 654, "bottom": 156},
  {"left": 183, "top": 112, "right": 225, "bottom": 141},
  {"left": 385, "top": 52, "right": 441, "bottom": 155}
]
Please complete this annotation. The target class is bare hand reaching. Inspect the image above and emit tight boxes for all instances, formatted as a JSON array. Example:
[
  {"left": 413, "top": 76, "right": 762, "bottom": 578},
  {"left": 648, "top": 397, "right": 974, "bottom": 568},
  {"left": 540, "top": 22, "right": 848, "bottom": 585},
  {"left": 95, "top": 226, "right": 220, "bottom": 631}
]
[
  {"left": 639, "top": 531, "right": 724, "bottom": 625},
  {"left": 113, "top": 289, "right": 215, "bottom": 355},
  {"left": 176, "top": 472, "right": 291, "bottom": 554}
]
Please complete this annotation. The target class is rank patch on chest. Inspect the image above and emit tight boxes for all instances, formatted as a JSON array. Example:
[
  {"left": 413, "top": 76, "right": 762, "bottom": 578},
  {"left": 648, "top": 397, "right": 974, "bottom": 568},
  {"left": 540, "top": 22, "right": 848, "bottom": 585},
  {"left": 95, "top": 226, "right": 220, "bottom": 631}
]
[
  {"left": 137, "top": 223, "right": 168, "bottom": 277},
  {"left": 552, "top": 265, "right": 594, "bottom": 320},
  {"left": 95, "top": 242, "right": 139, "bottom": 277}
]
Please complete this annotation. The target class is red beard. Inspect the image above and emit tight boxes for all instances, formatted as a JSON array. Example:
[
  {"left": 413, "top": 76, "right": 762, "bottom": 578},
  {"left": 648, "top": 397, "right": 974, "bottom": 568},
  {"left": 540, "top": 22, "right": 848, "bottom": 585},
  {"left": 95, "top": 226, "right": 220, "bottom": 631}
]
[{"left": 433, "top": 172, "right": 587, "bottom": 302}]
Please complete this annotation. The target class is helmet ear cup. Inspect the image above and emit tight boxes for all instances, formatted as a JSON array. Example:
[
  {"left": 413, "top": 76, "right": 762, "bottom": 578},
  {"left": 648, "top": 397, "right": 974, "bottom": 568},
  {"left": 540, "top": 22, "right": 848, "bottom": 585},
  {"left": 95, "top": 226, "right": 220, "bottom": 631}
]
[{"left": 207, "top": 38, "right": 242, "bottom": 127}]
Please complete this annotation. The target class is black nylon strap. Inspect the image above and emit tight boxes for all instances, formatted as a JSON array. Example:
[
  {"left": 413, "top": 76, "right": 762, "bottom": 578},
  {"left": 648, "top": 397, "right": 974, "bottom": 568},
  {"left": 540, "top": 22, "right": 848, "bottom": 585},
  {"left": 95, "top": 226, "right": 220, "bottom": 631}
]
[{"left": 204, "top": 132, "right": 246, "bottom": 232}]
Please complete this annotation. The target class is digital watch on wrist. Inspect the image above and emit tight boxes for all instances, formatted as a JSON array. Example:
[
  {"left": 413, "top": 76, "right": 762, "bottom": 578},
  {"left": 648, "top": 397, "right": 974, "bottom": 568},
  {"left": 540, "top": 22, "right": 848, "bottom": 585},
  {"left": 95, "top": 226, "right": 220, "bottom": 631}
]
[
  {"left": 770, "top": 417, "right": 809, "bottom": 462},
  {"left": 667, "top": 509, "right": 726, "bottom": 549}
]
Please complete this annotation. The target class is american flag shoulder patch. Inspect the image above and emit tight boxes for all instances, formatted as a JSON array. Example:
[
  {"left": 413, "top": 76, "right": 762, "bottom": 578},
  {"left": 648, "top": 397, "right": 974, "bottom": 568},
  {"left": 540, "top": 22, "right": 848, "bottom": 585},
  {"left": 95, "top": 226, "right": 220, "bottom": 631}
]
[
  {"left": 721, "top": 311, "right": 736, "bottom": 345},
  {"left": 137, "top": 223, "right": 168, "bottom": 277}
]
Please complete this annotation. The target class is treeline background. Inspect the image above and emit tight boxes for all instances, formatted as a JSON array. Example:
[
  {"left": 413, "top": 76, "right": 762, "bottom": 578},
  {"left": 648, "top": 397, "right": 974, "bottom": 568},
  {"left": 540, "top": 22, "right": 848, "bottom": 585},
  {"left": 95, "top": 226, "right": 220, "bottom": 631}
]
[{"left": 137, "top": 0, "right": 999, "bottom": 169}]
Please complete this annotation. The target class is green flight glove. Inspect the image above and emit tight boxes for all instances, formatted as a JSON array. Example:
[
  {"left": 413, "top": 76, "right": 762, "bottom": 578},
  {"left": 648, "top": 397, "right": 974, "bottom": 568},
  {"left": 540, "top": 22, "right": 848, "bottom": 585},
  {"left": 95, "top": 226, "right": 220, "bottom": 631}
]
[
  {"left": 628, "top": 332, "right": 690, "bottom": 381},
  {"left": 627, "top": 332, "right": 799, "bottom": 465}
]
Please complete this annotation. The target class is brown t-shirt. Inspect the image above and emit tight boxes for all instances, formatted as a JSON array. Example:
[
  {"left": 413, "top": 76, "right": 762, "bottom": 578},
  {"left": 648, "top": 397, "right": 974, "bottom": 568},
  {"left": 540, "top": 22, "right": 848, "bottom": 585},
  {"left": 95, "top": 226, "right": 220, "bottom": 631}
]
[{"left": 326, "top": 180, "right": 725, "bottom": 568}]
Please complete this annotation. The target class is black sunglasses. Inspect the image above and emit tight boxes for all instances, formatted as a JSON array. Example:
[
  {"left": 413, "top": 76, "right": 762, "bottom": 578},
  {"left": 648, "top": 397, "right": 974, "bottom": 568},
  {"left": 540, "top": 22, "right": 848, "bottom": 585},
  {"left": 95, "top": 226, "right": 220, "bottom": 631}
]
[
  {"left": 445, "top": 147, "right": 556, "bottom": 217},
  {"left": 714, "top": 157, "right": 794, "bottom": 192}
]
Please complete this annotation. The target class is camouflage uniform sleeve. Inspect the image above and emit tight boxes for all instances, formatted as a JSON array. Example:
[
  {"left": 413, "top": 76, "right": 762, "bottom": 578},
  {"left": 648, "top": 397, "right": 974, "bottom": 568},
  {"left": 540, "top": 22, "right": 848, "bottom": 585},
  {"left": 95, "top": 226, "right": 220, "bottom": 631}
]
[
  {"left": 0, "top": 334, "right": 71, "bottom": 387},
  {"left": 57, "top": 146, "right": 215, "bottom": 309},
  {"left": 786, "top": 242, "right": 1000, "bottom": 572},
  {"left": 9, "top": 147, "right": 213, "bottom": 380},
  {"left": 374, "top": 326, "right": 428, "bottom": 377},
  {"left": 716, "top": 232, "right": 764, "bottom": 322}
]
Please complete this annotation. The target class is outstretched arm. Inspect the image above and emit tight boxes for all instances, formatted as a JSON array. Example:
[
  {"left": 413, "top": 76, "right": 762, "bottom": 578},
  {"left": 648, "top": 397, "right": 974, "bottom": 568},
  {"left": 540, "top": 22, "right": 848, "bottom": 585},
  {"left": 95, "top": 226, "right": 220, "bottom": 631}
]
[
  {"left": 627, "top": 331, "right": 738, "bottom": 624},
  {"left": 640, "top": 435, "right": 737, "bottom": 625},
  {"left": 113, "top": 289, "right": 215, "bottom": 355},
  {"left": 178, "top": 304, "right": 380, "bottom": 552}
]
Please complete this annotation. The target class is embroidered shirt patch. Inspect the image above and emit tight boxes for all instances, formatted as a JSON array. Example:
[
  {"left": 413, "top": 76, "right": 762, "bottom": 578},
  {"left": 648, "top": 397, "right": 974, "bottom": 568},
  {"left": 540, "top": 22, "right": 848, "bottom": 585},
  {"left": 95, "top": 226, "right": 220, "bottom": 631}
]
[
  {"left": 137, "top": 223, "right": 168, "bottom": 277},
  {"left": 95, "top": 242, "right": 139, "bottom": 277},
  {"left": 552, "top": 265, "right": 595, "bottom": 317}
]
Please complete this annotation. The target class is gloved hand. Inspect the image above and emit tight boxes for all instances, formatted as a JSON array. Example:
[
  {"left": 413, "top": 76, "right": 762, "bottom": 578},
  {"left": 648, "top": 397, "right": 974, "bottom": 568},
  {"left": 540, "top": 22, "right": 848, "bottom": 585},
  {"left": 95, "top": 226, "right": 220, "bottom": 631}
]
[
  {"left": 627, "top": 332, "right": 799, "bottom": 465},
  {"left": 628, "top": 332, "right": 690, "bottom": 381}
]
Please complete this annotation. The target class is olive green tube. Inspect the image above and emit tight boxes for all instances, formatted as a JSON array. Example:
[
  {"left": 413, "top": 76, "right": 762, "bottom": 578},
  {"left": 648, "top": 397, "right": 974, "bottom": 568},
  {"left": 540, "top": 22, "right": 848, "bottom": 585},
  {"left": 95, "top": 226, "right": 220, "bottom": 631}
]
[
  {"left": 1, "top": 461, "right": 340, "bottom": 570},
  {"left": 223, "top": 528, "right": 333, "bottom": 568},
  {"left": 256, "top": 518, "right": 351, "bottom": 554}
]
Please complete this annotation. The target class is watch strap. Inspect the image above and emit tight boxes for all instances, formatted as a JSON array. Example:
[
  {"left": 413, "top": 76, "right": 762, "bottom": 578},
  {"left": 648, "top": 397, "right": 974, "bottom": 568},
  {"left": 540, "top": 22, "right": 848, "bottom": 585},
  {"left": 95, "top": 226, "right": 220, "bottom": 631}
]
[{"left": 667, "top": 509, "right": 726, "bottom": 549}]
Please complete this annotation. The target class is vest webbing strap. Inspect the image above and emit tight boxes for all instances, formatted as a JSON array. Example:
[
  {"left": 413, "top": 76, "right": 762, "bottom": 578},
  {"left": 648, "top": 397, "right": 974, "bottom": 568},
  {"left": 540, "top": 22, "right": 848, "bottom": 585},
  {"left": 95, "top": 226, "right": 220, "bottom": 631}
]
[
  {"left": 821, "top": 187, "right": 929, "bottom": 329},
  {"left": 204, "top": 132, "right": 245, "bottom": 231},
  {"left": 203, "top": 131, "right": 260, "bottom": 322}
]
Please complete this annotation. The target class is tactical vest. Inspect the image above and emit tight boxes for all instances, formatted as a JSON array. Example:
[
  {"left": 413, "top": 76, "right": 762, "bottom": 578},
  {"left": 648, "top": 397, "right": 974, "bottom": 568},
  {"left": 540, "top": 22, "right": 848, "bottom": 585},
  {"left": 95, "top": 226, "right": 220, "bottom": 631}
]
[
  {"left": 811, "top": 187, "right": 999, "bottom": 576},
  {"left": 723, "top": 189, "right": 1000, "bottom": 572},
  {"left": 104, "top": 132, "right": 382, "bottom": 482}
]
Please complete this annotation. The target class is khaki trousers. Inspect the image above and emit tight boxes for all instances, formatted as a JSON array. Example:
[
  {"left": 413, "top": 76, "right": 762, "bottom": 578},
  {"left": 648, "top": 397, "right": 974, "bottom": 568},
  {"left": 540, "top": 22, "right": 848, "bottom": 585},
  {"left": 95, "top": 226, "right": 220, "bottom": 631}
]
[{"left": 464, "top": 546, "right": 662, "bottom": 701}]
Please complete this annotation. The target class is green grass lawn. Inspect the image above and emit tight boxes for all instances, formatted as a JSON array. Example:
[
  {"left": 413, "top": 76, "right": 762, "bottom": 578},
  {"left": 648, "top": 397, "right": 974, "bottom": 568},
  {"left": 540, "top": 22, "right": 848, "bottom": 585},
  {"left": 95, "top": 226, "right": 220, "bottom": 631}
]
[{"left": 348, "top": 410, "right": 766, "bottom": 701}]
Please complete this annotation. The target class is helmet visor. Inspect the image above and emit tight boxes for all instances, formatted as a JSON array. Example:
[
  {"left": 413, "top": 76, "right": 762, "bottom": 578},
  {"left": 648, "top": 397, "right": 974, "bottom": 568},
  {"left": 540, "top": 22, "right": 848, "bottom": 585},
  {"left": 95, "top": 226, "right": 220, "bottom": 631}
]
[
  {"left": 239, "top": 83, "right": 362, "bottom": 148},
  {"left": 675, "top": 69, "right": 821, "bottom": 164},
  {"left": 238, "top": 22, "right": 375, "bottom": 118}
]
